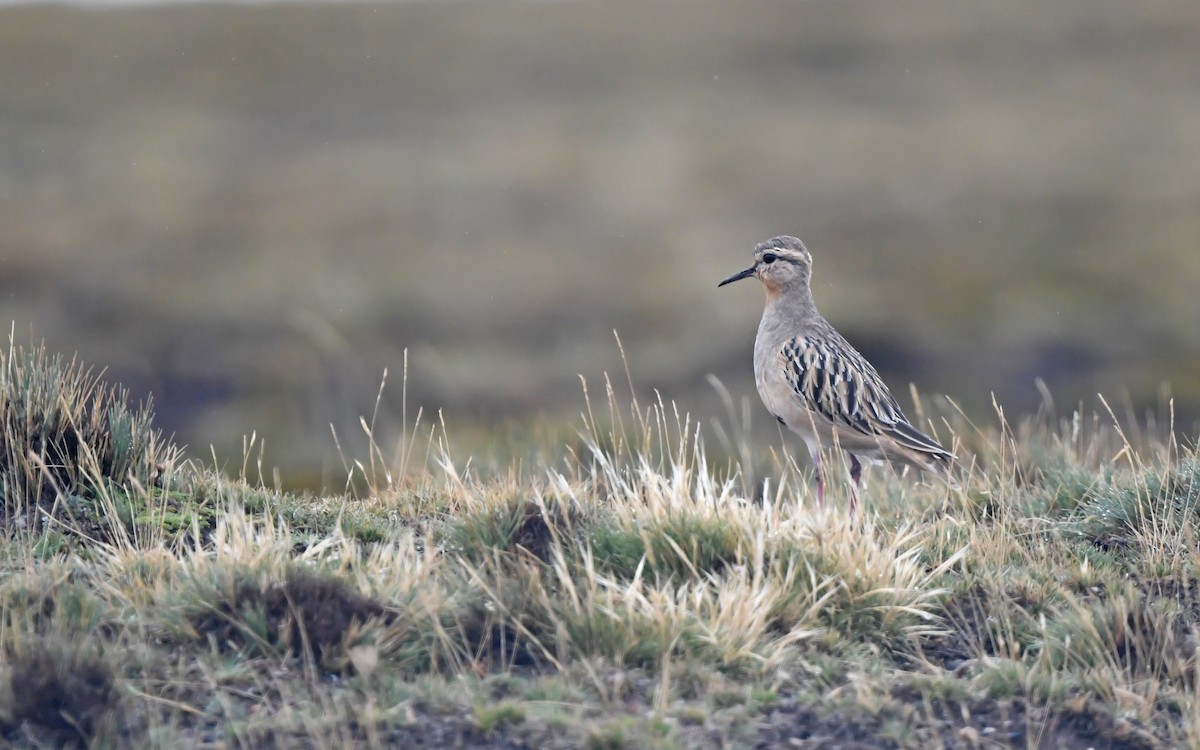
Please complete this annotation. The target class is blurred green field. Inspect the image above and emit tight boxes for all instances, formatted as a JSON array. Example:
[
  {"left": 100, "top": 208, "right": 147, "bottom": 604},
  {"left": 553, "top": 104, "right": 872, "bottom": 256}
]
[{"left": 1, "top": 0, "right": 1199, "bottom": 486}]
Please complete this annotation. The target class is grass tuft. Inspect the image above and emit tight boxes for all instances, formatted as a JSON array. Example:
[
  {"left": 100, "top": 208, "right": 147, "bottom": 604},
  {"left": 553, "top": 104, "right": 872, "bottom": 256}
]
[
  {"left": 0, "top": 638, "right": 119, "bottom": 748},
  {"left": 0, "top": 334, "right": 185, "bottom": 548},
  {"left": 188, "top": 567, "right": 389, "bottom": 671}
]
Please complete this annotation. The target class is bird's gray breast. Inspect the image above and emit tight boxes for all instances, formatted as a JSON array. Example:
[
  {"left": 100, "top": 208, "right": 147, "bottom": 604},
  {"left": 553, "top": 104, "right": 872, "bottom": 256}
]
[{"left": 753, "top": 321, "right": 824, "bottom": 442}]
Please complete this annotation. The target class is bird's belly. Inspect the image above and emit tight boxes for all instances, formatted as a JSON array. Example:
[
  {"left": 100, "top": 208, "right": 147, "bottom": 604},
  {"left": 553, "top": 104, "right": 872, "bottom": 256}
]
[
  {"left": 756, "top": 369, "right": 822, "bottom": 447},
  {"left": 756, "top": 370, "right": 890, "bottom": 458}
]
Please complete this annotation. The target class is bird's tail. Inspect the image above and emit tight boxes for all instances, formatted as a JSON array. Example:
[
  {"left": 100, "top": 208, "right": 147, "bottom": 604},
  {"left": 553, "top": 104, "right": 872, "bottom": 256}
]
[
  {"left": 920, "top": 447, "right": 961, "bottom": 490},
  {"left": 887, "top": 420, "right": 961, "bottom": 489}
]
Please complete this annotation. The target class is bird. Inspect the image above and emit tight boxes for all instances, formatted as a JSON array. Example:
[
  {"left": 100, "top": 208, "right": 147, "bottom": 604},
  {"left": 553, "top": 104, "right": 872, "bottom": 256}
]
[{"left": 718, "top": 235, "right": 954, "bottom": 511}]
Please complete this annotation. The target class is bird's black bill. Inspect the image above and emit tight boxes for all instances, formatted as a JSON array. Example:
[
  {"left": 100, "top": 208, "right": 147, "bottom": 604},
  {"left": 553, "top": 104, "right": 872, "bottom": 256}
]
[{"left": 718, "top": 266, "right": 756, "bottom": 287}]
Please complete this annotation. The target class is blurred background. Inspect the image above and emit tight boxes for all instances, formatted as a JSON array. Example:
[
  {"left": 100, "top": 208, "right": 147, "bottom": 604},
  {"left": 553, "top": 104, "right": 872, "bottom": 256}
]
[{"left": 2, "top": 0, "right": 1198, "bottom": 487}]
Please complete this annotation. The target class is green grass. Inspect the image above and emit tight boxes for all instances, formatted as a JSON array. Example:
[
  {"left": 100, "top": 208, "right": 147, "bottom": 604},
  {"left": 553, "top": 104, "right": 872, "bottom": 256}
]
[{"left": 1, "top": 339, "right": 1198, "bottom": 748}]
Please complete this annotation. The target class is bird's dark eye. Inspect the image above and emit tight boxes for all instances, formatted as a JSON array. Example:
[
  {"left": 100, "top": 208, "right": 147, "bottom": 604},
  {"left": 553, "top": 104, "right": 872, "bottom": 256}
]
[{"left": 762, "top": 252, "right": 777, "bottom": 264}]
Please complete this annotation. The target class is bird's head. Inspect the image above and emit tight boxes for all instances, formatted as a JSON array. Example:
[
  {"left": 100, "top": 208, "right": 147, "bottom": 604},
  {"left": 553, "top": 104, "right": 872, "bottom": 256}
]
[{"left": 718, "top": 236, "right": 812, "bottom": 299}]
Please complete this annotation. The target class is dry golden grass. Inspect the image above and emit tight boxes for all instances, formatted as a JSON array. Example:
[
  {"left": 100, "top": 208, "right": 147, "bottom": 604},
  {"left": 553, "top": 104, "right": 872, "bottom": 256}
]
[{"left": 1, "top": 339, "right": 1198, "bottom": 748}]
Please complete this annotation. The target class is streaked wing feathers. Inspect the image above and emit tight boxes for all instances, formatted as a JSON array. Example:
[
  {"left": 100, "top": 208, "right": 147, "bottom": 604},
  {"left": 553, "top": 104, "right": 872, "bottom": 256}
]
[{"left": 779, "top": 330, "right": 950, "bottom": 458}]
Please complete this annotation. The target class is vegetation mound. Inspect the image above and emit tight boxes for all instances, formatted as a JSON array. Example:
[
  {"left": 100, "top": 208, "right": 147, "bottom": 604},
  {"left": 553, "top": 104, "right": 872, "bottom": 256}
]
[{"left": 0, "top": 338, "right": 184, "bottom": 546}]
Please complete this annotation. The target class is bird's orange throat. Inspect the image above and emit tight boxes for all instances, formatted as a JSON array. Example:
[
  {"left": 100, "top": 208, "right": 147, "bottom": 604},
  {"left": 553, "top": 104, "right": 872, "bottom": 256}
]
[{"left": 761, "top": 276, "right": 785, "bottom": 302}]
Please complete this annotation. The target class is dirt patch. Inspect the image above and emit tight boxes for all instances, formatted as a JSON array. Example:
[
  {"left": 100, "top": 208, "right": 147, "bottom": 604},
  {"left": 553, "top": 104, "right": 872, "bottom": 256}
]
[
  {"left": 377, "top": 717, "right": 537, "bottom": 750},
  {"left": 457, "top": 580, "right": 553, "bottom": 673},
  {"left": 447, "top": 498, "right": 584, "bottom": 568},
  {"left": 931, "top": 582, "right": 1060, "bottom": 668},
  {"left": 744, "top": 689, "right": 1160, "bottom": 749},
  {"left": 507, "top": 499, "right": 589, "bottom": 564},
  {"left": 1, "top": 643, "right": 118, "bottom": 748},
  {"left": 191, "top": 569, "right": 388, "bottom": 668},
  {"left": 924, "top": 586, "right": 1001, "bottom": 671},
  {"left": 512, "top": 501, "right": 561, "bottom": 562}
]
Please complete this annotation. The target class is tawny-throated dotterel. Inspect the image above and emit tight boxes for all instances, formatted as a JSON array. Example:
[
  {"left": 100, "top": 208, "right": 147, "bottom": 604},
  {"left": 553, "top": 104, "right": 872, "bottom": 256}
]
[{"left": 719, "top": 235, "right": 955, "bottom": 510}]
